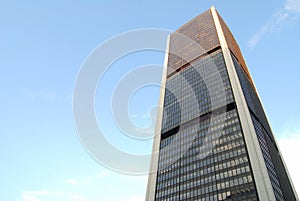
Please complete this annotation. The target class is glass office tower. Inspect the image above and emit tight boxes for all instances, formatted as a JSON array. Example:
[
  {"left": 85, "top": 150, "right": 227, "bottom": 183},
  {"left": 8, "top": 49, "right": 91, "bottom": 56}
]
[{"left": 146, "top": 7, "right": 298, "bottom": 201}]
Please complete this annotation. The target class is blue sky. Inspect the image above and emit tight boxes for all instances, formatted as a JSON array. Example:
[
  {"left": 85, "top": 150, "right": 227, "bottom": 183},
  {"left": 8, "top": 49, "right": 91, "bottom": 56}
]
[{"left": 1, "top": 0, "right": 300, "bottom": 200}]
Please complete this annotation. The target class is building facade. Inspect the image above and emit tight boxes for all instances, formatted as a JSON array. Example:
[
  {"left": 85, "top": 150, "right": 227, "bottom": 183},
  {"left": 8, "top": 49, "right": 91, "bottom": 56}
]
[{"left": 146, "top": 7, "right": 299, "bottom": 201}]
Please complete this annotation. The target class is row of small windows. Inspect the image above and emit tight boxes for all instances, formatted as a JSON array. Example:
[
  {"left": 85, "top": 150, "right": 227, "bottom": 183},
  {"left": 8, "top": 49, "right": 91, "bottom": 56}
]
[
  {"left": 156, "top": 112, "right": 257, "bottom": 199},
  {"left": 157, "top": 166, "right": 252, "bottom": 191},
  {"left": 161, "top": 51, "right": 234, "bottom": 133},
  {"left": 157, "top": 153, "right": 250, "bottom": 184},
  {"left": 158, "top": 111, "right": 244, "bottom": 167},
  {"left": 156, "top": 175, "right": 252, "bottom": 198},
  {"left": 157, "top": 187, "right": 257, "bottom": 201},
  {"left": 165, "top": 51, "right": 230, "bottom": 92},
  {"left": 251, "top": 115, "right": 285, "bottom": 201},
  {"left": 159, "top": 111, "right": 241, "bottom": 162},
  {"left": 233, "top": 53, "right": 274, "bottom": 138},
  {"left": 164, "top": 73, "right": 232, "bottom": 111},
  {"left": 159, "top": 114, "right": 243, "bottom": 170},
  {"left": 168, "top": 49, "right": 224, "bottom": 79},
  {"left": 160, "top": 109, "right": 235, "bottom": 149},
  {"left": 155, "top": 52, "right": 258, "bottom": 200},
  {"left": 161, "top": 96, "right": 234, "bottom": 133},
  {"left": 164, "top": 79, "right": 232, "bottom": 109},
  {"left": 232, "top": 51, "right": 284, "bottom": 201}
]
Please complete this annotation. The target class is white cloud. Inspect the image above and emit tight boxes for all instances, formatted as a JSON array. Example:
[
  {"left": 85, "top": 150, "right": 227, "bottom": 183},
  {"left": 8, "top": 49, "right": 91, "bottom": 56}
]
[
  {"left": 285, "top": 0, "right": 300, "bottom": 12},
  {"left": 65, "top": 170, "right": 110, "bottom": 186},
  {"left": 22, "top": 171, "right": 112, "bottom": 201},
  {"left": 127, "top": 195, "right": 144, "bottom": 201},
  {"left": 277, "top": 132, "right": 300, "bottom": 193},
  {"left": 248, "top": 0, "right": 300, "bottom": 48},
  {"left": 65, "top": 179, "right": 80, "bottom": 185},
  {"left": 22, "top": 190, "right": 87, "bottom": 201},
  {"left": 97, "top": 170, "right": 110, "bottom": 178},
  {"left": 24, "top": 89, "right": 72, "bottom": 103},
  {"left": 22, "top": 190, "right": 48, "bottom": 201},
  {"left": 83, "top": 170, "right": 110, "bottom": 184},
  {"left": 22, "top": 193, "right": 41, "bottom": 201}
]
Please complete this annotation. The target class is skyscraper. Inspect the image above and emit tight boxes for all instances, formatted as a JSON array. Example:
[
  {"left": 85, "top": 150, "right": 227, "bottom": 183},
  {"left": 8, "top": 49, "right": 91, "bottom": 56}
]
[{"left": 146, "top": 6, "right": 298, "bottom": 201}]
